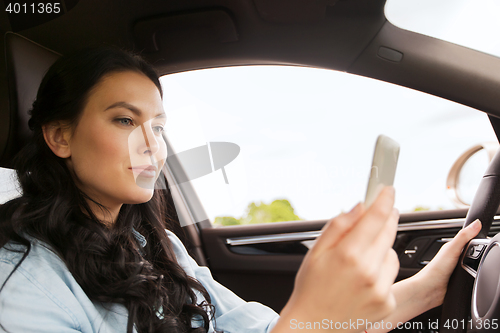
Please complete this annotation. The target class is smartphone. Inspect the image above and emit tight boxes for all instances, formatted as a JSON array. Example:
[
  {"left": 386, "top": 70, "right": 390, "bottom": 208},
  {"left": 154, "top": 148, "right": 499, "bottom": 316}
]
[{"left": 364, "top": 135, "right": 400, "bottom": 208}]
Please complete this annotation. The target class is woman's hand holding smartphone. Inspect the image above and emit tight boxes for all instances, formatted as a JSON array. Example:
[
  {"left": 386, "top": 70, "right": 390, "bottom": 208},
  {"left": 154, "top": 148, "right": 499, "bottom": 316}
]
[{"left": 273, "top": 135, "right": 401, "bottom": 332}]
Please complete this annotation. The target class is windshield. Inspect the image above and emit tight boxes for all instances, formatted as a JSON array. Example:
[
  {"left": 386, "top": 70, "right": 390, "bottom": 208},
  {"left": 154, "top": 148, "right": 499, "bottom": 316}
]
[{"left": 385, "top": 0, "right": 500, "bottom": 58}]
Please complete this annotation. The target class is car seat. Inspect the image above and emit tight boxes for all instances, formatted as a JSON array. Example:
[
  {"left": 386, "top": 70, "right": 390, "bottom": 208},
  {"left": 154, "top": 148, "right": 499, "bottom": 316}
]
[
  {"left": 0, "top": 33, "right": 60, "bottom": 203},
  {"left": 1, "top": 32, "right": 60, "bottom": 168}
]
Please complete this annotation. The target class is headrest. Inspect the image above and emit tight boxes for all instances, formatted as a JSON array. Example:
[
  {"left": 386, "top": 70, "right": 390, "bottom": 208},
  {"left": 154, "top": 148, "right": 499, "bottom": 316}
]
[{"left": 1, "top": 32, "right": 60, "bottom": 168}]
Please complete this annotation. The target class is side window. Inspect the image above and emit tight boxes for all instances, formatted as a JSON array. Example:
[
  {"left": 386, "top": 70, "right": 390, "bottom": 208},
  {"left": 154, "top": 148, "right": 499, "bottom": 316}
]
[
  {"left": 160, "top": 66, "right": 497, "bottom": 226},
  {"left": 0, "top": 168, "right": 22, "bottom": 204}
]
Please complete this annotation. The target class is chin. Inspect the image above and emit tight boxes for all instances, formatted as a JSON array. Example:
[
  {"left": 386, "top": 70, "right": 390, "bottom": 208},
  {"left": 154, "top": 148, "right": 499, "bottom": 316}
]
[
  {"left": 123, "top": 175, "right": 160, "bottom": 204},
  {"left": 125, "top": 188, "right": 155, "bottom": 204}
]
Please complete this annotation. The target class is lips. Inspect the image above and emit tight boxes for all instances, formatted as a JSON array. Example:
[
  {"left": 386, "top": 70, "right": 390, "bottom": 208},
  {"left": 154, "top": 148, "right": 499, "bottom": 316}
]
[{"left": 130, "top": 165, "right": 157, "bottom": 178}]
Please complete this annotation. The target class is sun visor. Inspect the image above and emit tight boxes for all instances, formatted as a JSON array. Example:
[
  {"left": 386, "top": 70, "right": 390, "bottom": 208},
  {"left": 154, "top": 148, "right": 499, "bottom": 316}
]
[{"left": 133, "top": 10, "right": 239, "bottom": 54}]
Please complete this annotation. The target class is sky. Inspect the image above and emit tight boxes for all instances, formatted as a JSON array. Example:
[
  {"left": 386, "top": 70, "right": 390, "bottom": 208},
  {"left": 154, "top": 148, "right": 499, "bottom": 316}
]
[{"left": 385, "top": 0, "right": 500, "bottom": 58}]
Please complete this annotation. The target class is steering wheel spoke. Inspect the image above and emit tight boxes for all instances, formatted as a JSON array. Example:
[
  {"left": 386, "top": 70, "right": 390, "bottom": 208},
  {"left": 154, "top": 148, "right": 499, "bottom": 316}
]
[{"left": 462, "top": 239, "right": 490, "bottom": 278}]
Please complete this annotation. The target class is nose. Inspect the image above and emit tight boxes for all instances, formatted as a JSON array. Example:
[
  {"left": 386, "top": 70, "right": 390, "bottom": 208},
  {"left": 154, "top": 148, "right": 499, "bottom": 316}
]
[{"left": 139, "top": 123, "right": 163, "bottom": 156}]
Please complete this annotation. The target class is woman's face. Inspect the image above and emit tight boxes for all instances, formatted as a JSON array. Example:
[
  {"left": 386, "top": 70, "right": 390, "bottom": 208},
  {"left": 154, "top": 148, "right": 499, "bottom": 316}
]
[{"left": 66, "top": 71, "right": 167, "bottom": 211}]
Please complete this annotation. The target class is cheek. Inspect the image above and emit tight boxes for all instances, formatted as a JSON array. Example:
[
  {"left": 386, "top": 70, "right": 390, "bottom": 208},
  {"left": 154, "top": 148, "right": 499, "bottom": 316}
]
[
  {"left": 93, "top": 131, "right": 125, "bottom": 164},
  {"left": 72, "top": 125, "right": 129, "bottom": 180}
]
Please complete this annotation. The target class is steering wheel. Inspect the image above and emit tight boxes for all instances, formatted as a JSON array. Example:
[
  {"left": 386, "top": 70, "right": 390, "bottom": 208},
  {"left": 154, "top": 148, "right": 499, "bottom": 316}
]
[{"left": 440, "top": 148, "right": 500, "bottom": 332}]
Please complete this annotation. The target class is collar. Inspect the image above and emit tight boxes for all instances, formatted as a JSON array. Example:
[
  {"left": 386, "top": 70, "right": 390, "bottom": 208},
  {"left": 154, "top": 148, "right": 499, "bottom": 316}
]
[{"left": 131, "top": 228, "right": 147, "bottom": 248}]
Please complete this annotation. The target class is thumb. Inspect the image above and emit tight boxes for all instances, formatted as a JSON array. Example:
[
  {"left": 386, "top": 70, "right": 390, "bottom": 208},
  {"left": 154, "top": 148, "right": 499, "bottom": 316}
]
[{"left": 437, "top": 219, "right": 482, "bottom": 262}]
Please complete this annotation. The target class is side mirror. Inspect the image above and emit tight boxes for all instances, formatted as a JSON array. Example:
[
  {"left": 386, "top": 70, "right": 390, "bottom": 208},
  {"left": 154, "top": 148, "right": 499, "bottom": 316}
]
[{"left": 447, "top": 142, "right": 499, "bottom": 208}]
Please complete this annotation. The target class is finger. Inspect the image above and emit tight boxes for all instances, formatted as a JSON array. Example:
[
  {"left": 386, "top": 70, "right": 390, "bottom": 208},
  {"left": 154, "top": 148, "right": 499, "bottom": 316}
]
[
  {"left": 353, "top": 210, "right": 398, "bottom": 289},
  {"left": 376, "top": 249, "right": 400, "bottom": 295},
  {"left": 365, "top": 208, "right": 399, "bottom": 268},
  {"left": 359, "top": 249, "right": 399, "bottom": 319},
  {"left": 312, "top": 202, "right": 365, "bottom": 255},
  {"left": 340, "top": 186, "right": 395, "bottom": 249},
  {"left": 372, "top": 249, "right": 399, "bottom": 313},
  {"left": 434, "top": 219, "right": 482, "bottom": 262}
]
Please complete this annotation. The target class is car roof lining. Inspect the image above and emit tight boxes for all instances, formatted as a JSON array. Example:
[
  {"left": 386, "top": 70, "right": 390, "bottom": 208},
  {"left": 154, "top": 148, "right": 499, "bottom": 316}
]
[{"left": 349, "top": 21, "right": 500, "bottom": 119}]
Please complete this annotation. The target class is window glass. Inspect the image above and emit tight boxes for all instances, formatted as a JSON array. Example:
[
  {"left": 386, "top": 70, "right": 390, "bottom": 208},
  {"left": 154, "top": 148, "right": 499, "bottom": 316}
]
[
  {"left": 385, "top": 0, "right": 500, "bottom": 58},
  {"left": 0, "top": 168, "right": 22, "bottom": 204},
  {"left": 161, "top": 66, "right": 496, "bottom": 226}
]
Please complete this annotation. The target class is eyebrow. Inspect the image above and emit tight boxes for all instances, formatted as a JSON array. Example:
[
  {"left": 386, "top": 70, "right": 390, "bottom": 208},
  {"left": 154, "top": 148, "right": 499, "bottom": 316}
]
[{"left": 105, "top": 101, "right": 166, "bottom": 119}]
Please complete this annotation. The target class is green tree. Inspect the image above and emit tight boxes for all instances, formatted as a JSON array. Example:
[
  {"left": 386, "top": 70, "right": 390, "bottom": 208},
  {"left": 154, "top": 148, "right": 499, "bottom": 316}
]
[
  {"left": 213, "top": 199, "right": 302, "bottom": 226},
  {"left": 214, "top": 216, "right": 241, "bottom": 226},
  {"left": 413, "top": 206, "right": 431, "bottom": 212},
  {"left": 412, "top": 206, "right": 445, "bottom": 212}
]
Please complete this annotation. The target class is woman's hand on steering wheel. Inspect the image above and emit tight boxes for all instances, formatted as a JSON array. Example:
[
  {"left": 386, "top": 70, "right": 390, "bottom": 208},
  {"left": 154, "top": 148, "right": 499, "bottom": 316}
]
[{"left": 413, "top": 219, "right": 482, "bottom": 310}]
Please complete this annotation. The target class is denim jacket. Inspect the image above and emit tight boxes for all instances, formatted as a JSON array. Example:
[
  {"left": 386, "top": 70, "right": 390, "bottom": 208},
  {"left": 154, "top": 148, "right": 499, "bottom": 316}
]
[{"left": 0, "top": 230, "right": 279, "bottom": 332}]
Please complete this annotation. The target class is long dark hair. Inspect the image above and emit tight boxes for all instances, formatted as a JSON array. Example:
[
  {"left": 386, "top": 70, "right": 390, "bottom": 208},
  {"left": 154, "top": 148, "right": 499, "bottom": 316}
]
[{"left": 0, "top": 47, "right": 216, "bottom": 332}]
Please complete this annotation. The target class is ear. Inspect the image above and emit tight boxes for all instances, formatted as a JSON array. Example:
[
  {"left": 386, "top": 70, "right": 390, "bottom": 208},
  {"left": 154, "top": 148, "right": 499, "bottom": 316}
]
[{"left": 42, "top": 122, "right": 72, "bottom": 158}]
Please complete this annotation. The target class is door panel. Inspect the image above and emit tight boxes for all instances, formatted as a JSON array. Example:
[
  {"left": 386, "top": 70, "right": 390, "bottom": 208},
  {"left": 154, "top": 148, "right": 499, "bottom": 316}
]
[{"left": 201, "top": 220, "right": 325, "bottom": 311}]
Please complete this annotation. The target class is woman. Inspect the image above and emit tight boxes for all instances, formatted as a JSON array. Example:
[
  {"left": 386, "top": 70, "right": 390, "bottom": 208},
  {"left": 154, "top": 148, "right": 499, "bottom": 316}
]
[{"left": 0, "top": 47, "right": 481, "bottom": 333}]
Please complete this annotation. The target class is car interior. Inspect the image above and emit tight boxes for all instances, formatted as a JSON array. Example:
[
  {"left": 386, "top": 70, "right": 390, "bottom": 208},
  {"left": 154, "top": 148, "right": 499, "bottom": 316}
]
[{"left": 2, "top": 1, "right": 500, "bottom": 332}]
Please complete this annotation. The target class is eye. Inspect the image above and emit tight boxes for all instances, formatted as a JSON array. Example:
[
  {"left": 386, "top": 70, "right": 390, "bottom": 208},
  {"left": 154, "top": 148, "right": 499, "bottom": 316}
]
[
  {"left": 116, "top": 118, "right": 134, "bottom": 126},
  {"left": 153, "top": 125, "right": 165, "bottom": 134}
]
